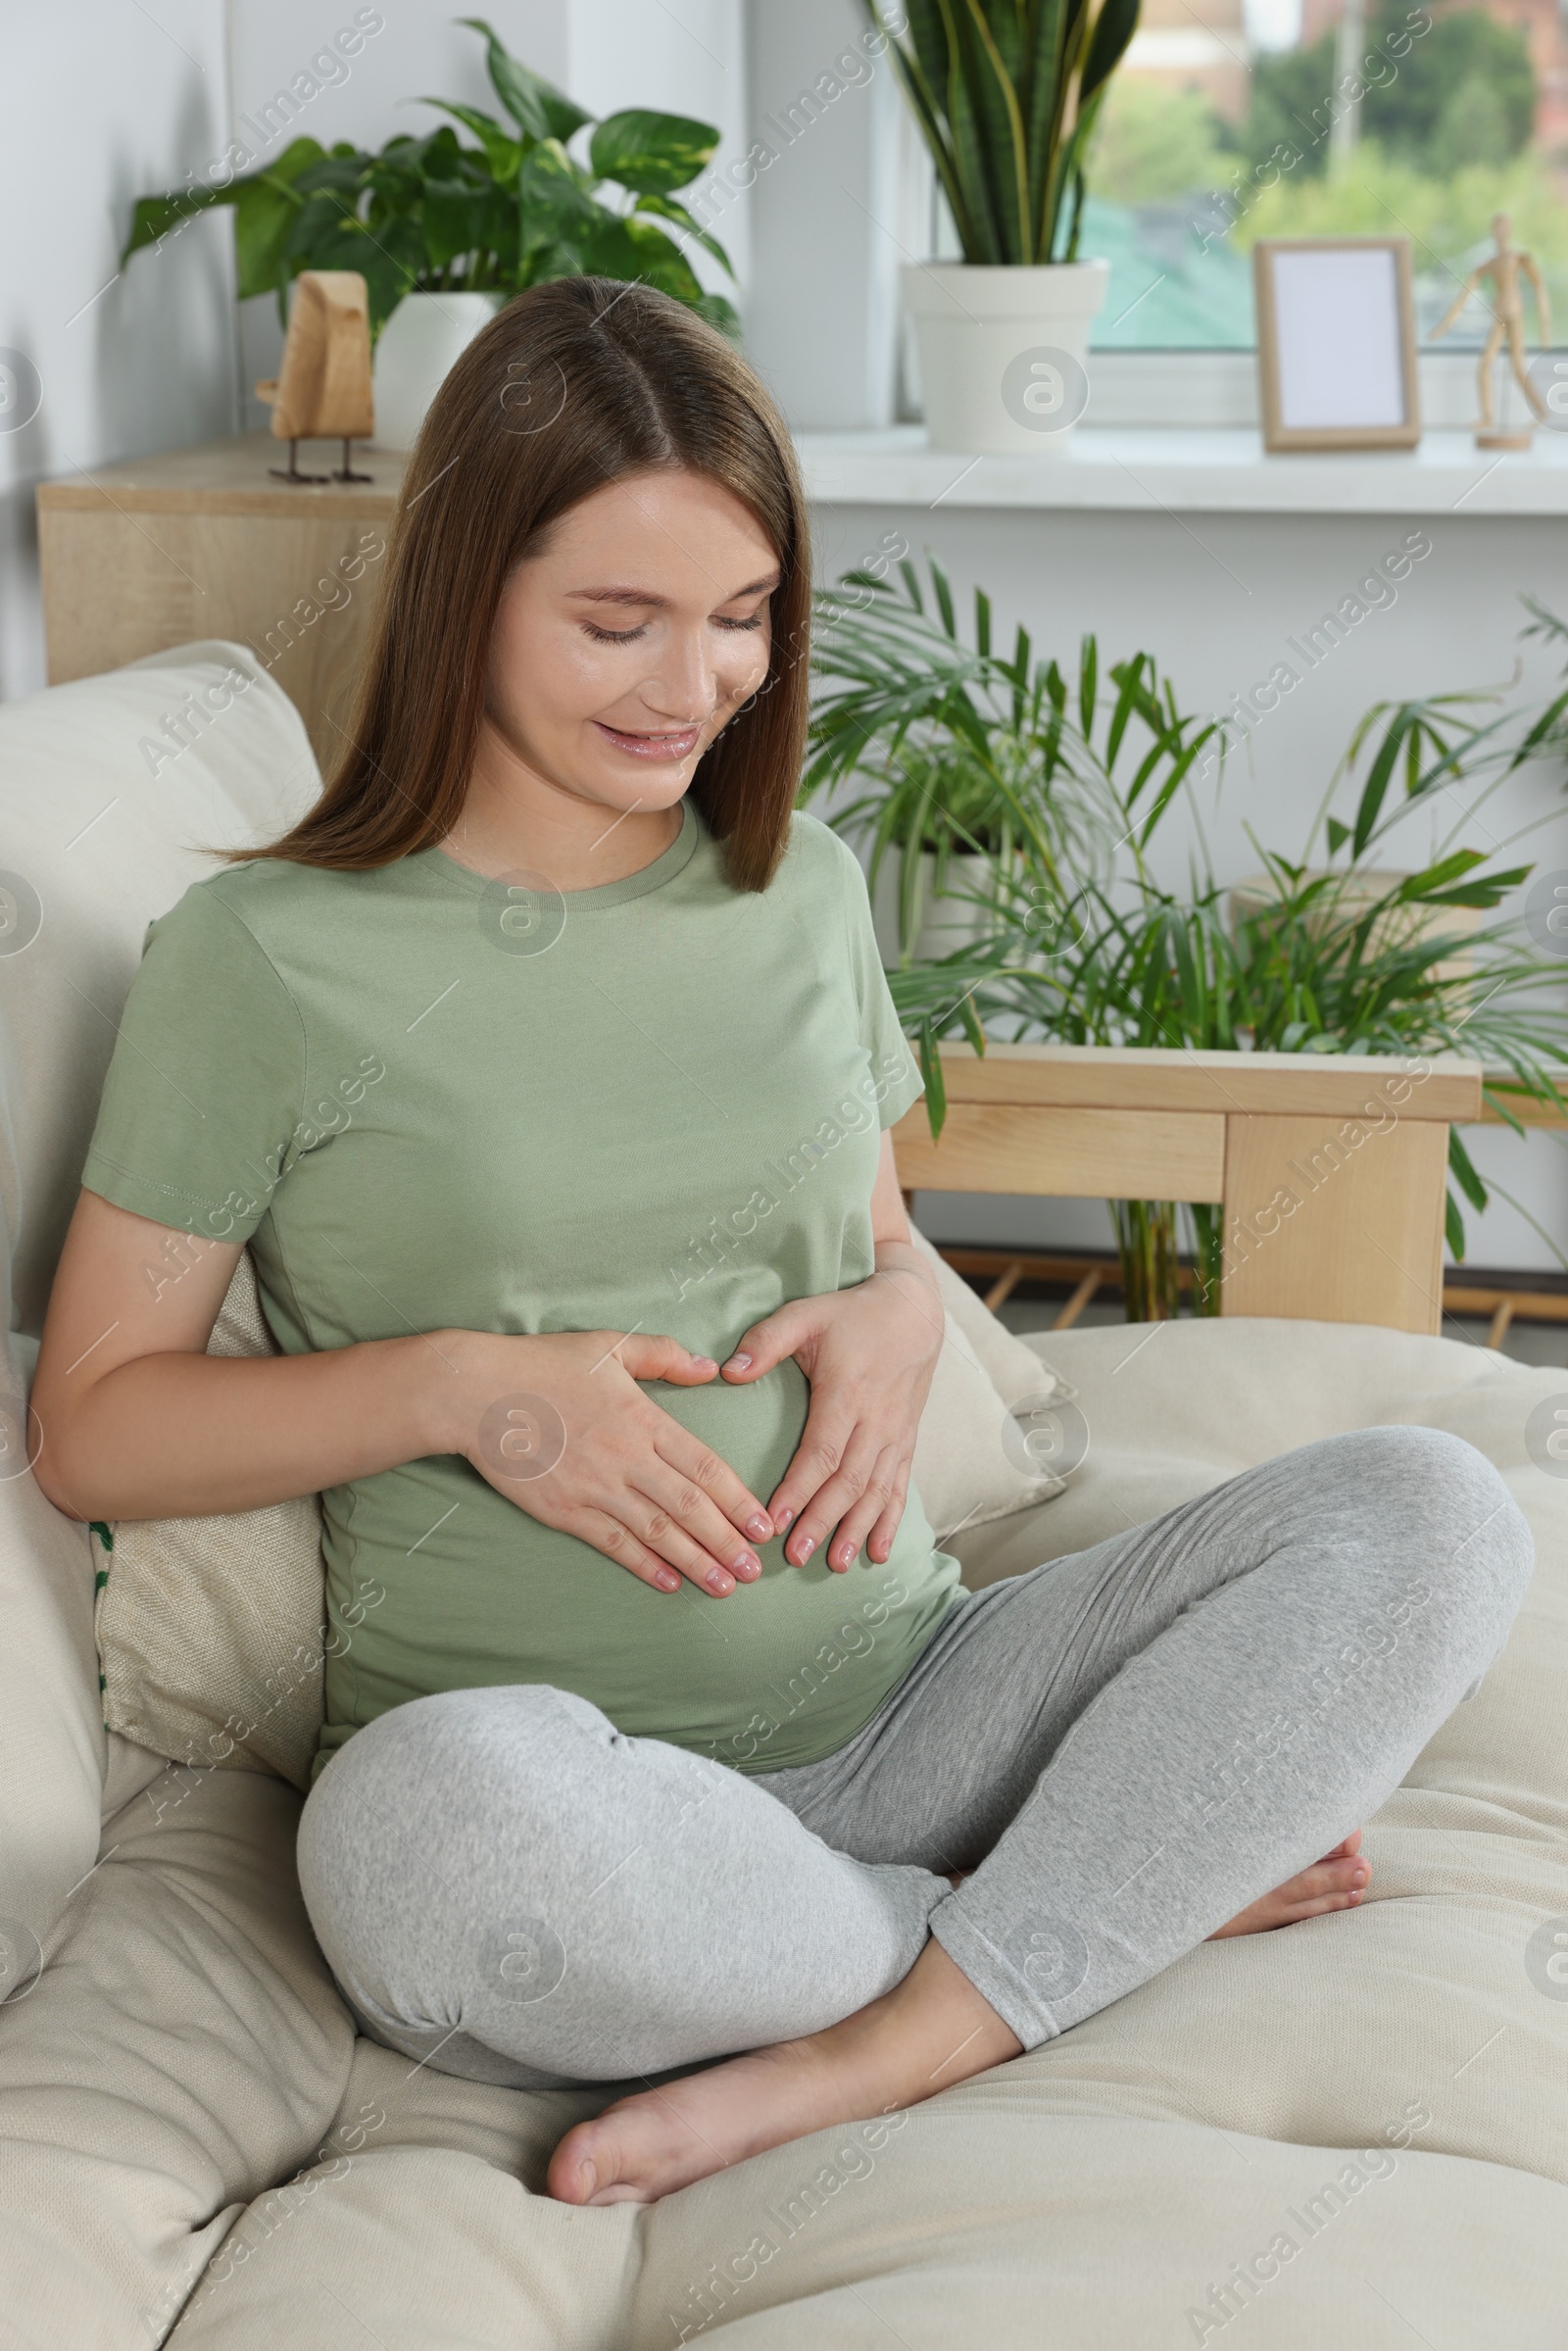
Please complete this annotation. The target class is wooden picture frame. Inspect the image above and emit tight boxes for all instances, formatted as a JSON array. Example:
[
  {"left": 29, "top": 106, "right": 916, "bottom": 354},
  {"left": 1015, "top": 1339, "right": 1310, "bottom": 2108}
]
[{"left": 1253, "top": 237, "right": 1421, "bottom": 453}]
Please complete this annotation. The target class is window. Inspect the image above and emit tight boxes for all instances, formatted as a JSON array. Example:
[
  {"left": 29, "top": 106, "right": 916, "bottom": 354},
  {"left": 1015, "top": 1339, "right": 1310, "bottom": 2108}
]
[{"left": 1082, "top": 0, "right": 1568, "bottom": 358}]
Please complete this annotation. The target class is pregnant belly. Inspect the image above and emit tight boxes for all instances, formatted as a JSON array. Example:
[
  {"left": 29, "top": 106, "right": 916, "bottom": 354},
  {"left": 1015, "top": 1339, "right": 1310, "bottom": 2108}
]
[{"left": 319, "top": 1356, "right": 955, "bottom": 1772}]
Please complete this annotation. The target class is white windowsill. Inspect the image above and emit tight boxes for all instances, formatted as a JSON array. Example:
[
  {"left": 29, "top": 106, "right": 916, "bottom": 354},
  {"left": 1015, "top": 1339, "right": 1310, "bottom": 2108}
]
[{"left": 795, "top": 425, "right": 1568, "bottom": 517}]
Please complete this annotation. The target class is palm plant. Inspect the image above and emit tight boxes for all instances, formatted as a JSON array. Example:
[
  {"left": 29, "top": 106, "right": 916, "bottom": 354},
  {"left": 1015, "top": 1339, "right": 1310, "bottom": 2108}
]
[
  {"left": 858, "top": 0, "right": 1141, "bottom": 264},
  {"left": 873, "top": 636, "right": 1568, "bottom": 1321},
  {"left": 805, "top": 556, "right": 1214, "bottom": 957},
  {"left": 122, "top": 18, "right": 735, "bottom": 340}
]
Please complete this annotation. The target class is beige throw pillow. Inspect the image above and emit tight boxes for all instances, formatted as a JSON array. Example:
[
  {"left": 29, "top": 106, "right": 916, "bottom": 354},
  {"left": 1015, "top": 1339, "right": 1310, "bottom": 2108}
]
[
  {"left": 94, "top": 1255, "right": 327, "bottom": 1790},
  {"left": 94, "top": 1239, "right": 1072, "bottom": 1788}
]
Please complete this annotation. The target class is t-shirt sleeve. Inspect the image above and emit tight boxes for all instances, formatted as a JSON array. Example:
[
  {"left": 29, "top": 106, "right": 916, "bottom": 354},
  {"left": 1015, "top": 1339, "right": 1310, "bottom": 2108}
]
[
  {"left": 80, "top": 881, "right": 309, "bottom": 1243},
  {"left": 833, "top": 830, "right": 925, "bottom": 1132}
]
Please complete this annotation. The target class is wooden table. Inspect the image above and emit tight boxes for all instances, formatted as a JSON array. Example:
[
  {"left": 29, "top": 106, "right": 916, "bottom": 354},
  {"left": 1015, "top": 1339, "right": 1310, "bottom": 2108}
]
[{"left": 36, "top": 434, "right": 408, "bottom": 766}]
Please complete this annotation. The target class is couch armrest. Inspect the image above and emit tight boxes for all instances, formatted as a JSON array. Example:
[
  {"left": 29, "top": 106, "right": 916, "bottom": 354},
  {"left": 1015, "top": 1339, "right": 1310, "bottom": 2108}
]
[
  {"left": 891, "top": 1043, "right": 1482, "bottom": 1336},
  {"left": 0, "top": 1345, "right": 105, "bottom": 1972}
]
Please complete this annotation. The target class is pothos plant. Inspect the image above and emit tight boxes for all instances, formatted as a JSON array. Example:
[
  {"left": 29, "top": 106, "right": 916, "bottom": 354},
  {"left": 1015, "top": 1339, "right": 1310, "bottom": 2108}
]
[{"left": 122, "top": 17, "right": 737, "bottom": 340}]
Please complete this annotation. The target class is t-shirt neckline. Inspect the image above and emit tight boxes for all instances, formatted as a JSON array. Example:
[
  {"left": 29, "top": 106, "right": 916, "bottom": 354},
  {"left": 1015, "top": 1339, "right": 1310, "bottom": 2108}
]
[{"left": 419, "top": 796, "right": 703, "bottom": 911}]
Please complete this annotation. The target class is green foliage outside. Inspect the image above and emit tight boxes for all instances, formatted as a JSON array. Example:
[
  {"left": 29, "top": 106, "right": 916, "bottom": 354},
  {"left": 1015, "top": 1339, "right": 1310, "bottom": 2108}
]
[
  {"left": 1073, "top": 77, "right": 1233, "bottom": 210},
  {"left": 1082, "top": 5, "right": 1565, "bottom": 348},
  {"left": 1239, "top": 0, "right": 1537, "bottom": 178},
  {"left": 1234, "top": 144, "right": 1568, "bottom": 329}
]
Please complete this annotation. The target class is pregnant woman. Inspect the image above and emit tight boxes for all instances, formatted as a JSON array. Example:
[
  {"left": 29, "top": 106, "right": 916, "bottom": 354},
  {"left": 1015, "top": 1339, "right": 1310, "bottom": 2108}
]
[{"left": 34, "top": 280, "right": 1531, "bottom": 2210}]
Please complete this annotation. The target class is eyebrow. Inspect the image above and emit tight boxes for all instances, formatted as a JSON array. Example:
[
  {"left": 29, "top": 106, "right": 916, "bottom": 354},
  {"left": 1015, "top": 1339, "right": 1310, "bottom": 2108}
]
[{"left": 566, "top": 575, "right": 779, "bottom": 609}]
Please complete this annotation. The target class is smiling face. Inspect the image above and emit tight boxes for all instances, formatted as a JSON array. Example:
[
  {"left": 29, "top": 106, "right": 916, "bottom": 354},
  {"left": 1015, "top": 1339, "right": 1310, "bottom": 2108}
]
[{"left": 479, "top": 466, "right": 779, "bottom": 825}]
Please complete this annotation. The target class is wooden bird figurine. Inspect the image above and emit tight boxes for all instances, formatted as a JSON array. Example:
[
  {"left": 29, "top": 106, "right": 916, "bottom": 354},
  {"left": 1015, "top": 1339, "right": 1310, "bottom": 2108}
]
[{"left": 255, "top": 270, "right": 374, "bottom": 482}]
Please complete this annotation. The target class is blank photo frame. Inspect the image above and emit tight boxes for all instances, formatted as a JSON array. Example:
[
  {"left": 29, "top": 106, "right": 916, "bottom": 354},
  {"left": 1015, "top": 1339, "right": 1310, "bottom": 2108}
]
[{"left": 1253, "top": 238, "right": 1421, "bottom": 453}]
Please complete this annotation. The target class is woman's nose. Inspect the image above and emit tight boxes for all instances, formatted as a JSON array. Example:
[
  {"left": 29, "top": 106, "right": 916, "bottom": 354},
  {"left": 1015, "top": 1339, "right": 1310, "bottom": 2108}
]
[{"left": 643, "top": 628, "right": 716, "bottom": 721}]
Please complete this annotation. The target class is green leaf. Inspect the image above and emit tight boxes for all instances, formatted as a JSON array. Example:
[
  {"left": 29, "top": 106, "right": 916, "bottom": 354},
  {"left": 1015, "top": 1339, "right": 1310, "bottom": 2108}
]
[
  {"left": 421, "top": 177, "right": 491, "bottom": 269},
  {"left": 691, "top": 289, "right": 743, "bottom": 341},
  {"left": 1080, "top": 0, "right": 1141, "bottom": 107},
  {"left": 291, "top": 151, "right": 369, "bottom": 200},
  {"left": 1325, "top": 815, "right": 1350, "bottom": 854},
  {"left": 916, "top": 1018, "right": 947, "bottom": 1138},
  {"left": 420, "top": 99, "right": 523, "bottom": 182},
  {"left": 1447, "top": 1127, "right": 1489, "bottom": 1214},
  {"left": 234, "top": 173, "right": 315, "bottom": 301},
  {"left": 930, "top": 555, "right": 956, "bottom": 639},
  {"left": 122, "top": 183, "right": 231, "bottom": 266},
  {"left": 1078, "top": 634, "right": 1098, "bottom": 738},
  {"left": 517, "top": 136, "right": 602, "bottom": 230},
  {"left": 600, "top": 214, "right": 707, "bottom": 300},
  {"left": 589, "top": 108, "right": 720, "bottom": 195},
  {"left": 460, "top": 16, "right": 593, "bottom": 143},
  {"left": 122, "top": 136, "right": 328, "bottom": 292},
  {"left": 631, "top": 192, "right": 735, "bottom": 279}
]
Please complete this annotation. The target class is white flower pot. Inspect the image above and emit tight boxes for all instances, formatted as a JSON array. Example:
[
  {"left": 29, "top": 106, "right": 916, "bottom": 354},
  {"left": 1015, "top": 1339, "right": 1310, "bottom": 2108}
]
[
  {"left": 872, "top": 849, "right": 997, "bottom": 965},
  {"left": 902, "top": 261, "right": 1109, "bottom": 456},
  {"left": 370, "top": 291, "right": 506, "bottom": 451}
]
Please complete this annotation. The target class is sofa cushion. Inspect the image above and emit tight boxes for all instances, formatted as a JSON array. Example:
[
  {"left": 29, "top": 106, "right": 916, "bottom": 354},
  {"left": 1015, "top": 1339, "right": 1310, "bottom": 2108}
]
[
  {"left": 0, "top": 642, "right": 318, "bottom": 1343},
  {"left": 949, "top": 1313, "right": 1533, "bottom": 1588},
  {"left": 0, "top": 1353, "right": 103, "bottom": 1980},
  {"left": 96, "top": 1254, "right": 327, "bottom": 1792},
  {"left": 2, "top": 1323, "right": 1561, "bottom": 2351},
  {"left": 0, "top": 644, "right": 318, "bottom": 1965}
]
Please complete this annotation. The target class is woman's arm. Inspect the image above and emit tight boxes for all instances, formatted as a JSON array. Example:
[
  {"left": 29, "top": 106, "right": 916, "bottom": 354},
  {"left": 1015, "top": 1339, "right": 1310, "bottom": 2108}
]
[
  {"left": 31, "top": 1193, "right": 439, "bottom": 1520},
  {"left": 30, "top": 1190, "right": 775, "bottom": 1597},
  {"left": 716, "top": 1132, "right": 946, "bottom": 1573}
]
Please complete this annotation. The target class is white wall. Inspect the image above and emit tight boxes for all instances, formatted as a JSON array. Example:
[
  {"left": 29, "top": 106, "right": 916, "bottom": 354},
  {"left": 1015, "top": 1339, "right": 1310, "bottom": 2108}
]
[
  {"left": 0, "top": 0, "right": 235, "bottom": 700},
  {"left": 0, "top": 0, "right": 751, "bottom": 697},
  {"left": 738, "top": 0, "right": 912, "bottom": 433}
]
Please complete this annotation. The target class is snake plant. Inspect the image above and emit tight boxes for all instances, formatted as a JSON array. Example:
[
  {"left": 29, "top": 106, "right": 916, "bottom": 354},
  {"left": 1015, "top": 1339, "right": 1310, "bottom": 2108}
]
[{"left": 858, "top": 0, "right": 1142, "bottom": 263}]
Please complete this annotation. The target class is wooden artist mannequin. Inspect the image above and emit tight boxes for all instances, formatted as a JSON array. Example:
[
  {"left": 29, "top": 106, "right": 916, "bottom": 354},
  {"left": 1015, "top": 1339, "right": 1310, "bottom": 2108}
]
[{"left": 1429, "top": 213, "right": 1552, "bottom": 450}]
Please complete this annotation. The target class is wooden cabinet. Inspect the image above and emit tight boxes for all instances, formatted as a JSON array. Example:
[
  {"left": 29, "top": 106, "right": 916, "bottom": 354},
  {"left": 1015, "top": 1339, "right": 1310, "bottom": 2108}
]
[{"left": 36, "top": 434, "right": 407, "bottom": 767}]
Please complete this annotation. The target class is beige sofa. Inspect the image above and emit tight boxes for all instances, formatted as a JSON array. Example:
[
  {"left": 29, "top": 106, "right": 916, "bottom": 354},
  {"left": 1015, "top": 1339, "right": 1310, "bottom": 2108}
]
[{"left": 2, "top": 650, "right": 1565, "bottom": 2348}]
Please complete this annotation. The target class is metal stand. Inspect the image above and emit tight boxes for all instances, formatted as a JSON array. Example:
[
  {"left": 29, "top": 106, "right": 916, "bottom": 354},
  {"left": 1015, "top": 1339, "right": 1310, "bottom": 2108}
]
[
  {"left": 331, "top": 437, "right": 372, "bottom": 483},
  {"left": 269, "top": 437, "right": 328, "bottom": 484}
]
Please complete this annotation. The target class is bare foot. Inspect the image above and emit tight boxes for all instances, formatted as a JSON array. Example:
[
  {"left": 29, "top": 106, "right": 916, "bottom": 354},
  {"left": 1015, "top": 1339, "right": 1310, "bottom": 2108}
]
[
  {"left": 1207, "top": 1829, "right": 1371, "bottom": 1940},
  {"left": 546, "top": 1936, "right": 1020, "bottom": 2208}
]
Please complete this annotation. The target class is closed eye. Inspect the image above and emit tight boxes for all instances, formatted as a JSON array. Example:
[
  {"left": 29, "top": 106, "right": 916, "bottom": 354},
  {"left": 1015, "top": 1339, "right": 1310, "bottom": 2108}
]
[{"left": 581, "top": 611, "right": 766, "bottom": 646}]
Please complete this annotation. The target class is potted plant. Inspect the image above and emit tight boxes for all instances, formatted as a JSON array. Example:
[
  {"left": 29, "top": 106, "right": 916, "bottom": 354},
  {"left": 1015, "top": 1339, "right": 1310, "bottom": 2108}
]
[
  {"left": 805, "top": 553, "right": 1206, "bottom": 962},
  {"left": 122, "top": 17, "right": 737, "bottom": 448},
  {"left": 860, "top": 0, "right": 1140, "bottom": 453},
  {"left": 834, "top": 604, "right": 1568, "bottom": 1320}
]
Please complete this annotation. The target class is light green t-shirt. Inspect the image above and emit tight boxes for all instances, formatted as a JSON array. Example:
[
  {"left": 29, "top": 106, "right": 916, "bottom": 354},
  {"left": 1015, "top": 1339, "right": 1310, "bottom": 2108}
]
[{"left": 82, "top": 801, "right": 963, "bottom": 1787}]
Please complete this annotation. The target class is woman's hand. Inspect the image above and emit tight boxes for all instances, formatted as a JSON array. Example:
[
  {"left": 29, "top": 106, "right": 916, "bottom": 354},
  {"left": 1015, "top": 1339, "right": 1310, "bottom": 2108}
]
[
  {"left": 433, "top": 1326, "right": 775, "bottom": 1597},
  {"left": 716, "top": 1241, "right": 945, "bottom": 1573}
]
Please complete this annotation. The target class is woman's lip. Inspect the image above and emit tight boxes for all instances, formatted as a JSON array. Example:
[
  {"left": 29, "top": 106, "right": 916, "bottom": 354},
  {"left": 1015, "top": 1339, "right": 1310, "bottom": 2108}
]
[{"left": 592, "top": 719, "right": 702, "bottom": 760}]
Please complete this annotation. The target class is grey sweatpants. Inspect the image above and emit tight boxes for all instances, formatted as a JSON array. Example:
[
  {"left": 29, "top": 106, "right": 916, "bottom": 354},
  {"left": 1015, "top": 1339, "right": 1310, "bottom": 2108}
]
[{"left": 296, "top": 1427, "right": 1532, "bottom": 2085}]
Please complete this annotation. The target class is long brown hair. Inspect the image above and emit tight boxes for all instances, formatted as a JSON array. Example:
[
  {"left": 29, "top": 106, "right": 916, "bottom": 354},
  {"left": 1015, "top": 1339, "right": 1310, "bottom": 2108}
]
[{"left": 235, "top": 278, "right": 812, "bottom": 892}]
